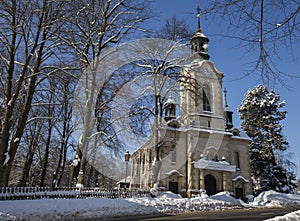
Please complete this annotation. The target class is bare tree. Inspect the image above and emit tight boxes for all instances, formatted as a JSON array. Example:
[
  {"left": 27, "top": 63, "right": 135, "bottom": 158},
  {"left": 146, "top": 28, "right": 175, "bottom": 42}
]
[
  {"left": 0, "top": 0, "right": 69, "bottom": 186},
  {"left": 16, "top": 115, "right": 43, "bottom": 187},
  {"left": 60, "top": 0, "right": 151, "bottom": 186},
  {"left": 8, "top": 67, "right": 76, "bottom": 187},
  {"left": 157, "top": 16, "right": 194, "bottom": 42},
  {"left": 51, "top": 74, "right": 76, "bottom": 188},
  {"left": 205, "top": 0, "right": 299, "bottom": 85},
  {"left": 39, "top": 77, "right": 57, "bottom": 187}
]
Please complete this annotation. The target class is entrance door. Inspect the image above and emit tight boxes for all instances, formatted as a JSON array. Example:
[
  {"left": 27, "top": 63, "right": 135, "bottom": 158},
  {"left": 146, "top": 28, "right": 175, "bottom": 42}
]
[
  {"left": 169, "top": 182, "right": 178, "bottom": 194},
  {"left": 204, "top": 174, "right": 217, "bottom": 196},
  {"left": 235, "top": 188, "right": 244, "bottom": 200}
]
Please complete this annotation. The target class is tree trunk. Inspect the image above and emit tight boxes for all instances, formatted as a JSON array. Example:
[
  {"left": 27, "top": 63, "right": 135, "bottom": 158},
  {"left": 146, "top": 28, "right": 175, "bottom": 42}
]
[
  {"left": 57, "top": 141, "right": 67, "bottom": 187},
  {"left": 18, "top": 149, "right": 35, "bottom": 187},
  {"left": 40, "top": 122, "right": 52, "bottom": 187}
]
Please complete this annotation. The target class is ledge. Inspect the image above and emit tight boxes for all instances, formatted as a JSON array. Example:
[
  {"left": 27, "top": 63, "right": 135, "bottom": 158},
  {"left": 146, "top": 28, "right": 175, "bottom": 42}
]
[{"left": 193, "top": 159, "right": 236, "bottom": 172}]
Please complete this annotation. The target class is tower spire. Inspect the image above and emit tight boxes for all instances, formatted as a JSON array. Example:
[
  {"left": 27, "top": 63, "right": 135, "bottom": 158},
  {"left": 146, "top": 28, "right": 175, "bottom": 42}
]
[
  {"left": 224, "top": 88, "right": 228, "bottom": 107},
  {"left": 196, "top": 3, "right": 202, "bottom": 33},
  {"left": 190, "top": 3, "right": 210, "bottom": 60},
  {"left": 223, "top": 88, "right": 234, "bottom": 130}
]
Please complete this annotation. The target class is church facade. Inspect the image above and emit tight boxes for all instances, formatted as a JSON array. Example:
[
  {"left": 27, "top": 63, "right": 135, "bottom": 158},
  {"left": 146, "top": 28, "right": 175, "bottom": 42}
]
[{"left": 129, "top": 9, "right": 252, "bottom": 200}]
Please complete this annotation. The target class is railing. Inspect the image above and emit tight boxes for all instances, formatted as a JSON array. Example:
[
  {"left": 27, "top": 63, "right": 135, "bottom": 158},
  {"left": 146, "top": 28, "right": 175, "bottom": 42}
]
[{"left": 0, "top": 187, "right": 149, "bottom": 200}]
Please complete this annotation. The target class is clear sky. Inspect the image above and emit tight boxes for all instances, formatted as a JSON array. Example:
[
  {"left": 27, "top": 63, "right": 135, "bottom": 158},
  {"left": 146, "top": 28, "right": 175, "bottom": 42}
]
[{"left": 150, "top": 0, "right": 300, "bottom": 176}]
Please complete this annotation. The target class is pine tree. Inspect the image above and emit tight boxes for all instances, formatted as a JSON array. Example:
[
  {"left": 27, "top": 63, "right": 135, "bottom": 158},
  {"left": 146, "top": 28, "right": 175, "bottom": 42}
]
[{"left": 238, "top": 85, "right": 296, "bottom": 195}]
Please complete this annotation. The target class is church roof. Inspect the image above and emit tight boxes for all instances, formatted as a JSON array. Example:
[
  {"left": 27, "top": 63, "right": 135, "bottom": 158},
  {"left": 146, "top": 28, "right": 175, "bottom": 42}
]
[{"left": 191, "top": 31, "right": 208, "bottom": 40}]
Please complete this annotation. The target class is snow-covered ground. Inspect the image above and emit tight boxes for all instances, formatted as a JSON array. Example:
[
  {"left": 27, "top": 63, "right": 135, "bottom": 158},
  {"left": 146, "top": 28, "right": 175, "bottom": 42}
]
[{"left": 0, "top": 190, "right": 299, "bottom": 221}]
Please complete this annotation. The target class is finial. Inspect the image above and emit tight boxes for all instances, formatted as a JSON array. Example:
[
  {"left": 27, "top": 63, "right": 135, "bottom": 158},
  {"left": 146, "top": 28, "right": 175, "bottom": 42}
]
[
  {"left": 196, "top": 3, "right": 202, "bottom": 33},
  {"left": 224, "top": 88, "right": 228, "bottom": 107}
]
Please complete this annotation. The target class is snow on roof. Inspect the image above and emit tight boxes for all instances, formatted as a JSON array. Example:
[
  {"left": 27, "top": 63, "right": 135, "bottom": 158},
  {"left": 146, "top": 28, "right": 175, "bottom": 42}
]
[
  {"left": 231, "top": 128, "right": 251, "bottom": 140},
  {"left": 164, "top": 96, "right": 176, "bottom": 105},
  {"left": 165, "top": 170, "right": 183, "bottom": 177},
  {"left": 232, "top": 175, "right": 249, "bottom": 183},
  {"left": 192, "top": 31, "right": 208, "bottom": 38},
  {"left": 237, "top": 130, "right": 250, "bottom": 139},
  {"left": 116, "top": 176, "right": 130, "bottom": 184},
  {"left": 224, "top": 106, "right": 233, "bottom": 112},
  {"left": 193, "top": 159, "right": 236, "bottom": 172}
]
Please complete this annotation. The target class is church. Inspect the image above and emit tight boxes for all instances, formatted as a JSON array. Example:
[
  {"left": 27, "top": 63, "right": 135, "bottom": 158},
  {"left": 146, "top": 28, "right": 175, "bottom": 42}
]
[{"left": 129, "top": 8, "right": 252, "bottom": 200}]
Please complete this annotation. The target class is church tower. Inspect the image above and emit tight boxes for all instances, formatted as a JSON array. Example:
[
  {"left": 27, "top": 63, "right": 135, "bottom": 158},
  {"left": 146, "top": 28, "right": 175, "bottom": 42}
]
[
  {"left": 180, "top": 5, "right": 229, "bottom": 197},
  {"left": 180, "top": 5, "right": 225, "bottom": 132}
]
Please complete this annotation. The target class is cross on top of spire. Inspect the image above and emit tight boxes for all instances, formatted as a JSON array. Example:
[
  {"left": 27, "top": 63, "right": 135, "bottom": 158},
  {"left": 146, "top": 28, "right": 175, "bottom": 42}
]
[{"left": 196, "top": 3, "right": 202, "bottom": 33}]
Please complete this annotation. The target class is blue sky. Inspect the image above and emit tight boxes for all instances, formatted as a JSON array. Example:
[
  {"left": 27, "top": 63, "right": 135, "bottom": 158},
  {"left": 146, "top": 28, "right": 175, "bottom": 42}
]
[{"left": 151, "top": 0, "right": 300, "bottom": 176}]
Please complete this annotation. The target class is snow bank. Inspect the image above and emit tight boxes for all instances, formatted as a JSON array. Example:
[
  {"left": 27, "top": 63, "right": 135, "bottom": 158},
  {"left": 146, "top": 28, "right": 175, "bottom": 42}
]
[
  {"left": 0, "top": 198, "right": 158, "bottom": 221},
  {"left": 128, "top": 191, "right": 242, "bottom": 214},
  {"left": 252, "top": 190, "right": 300, "bottom": 207},
  {"left": 264, "top": 209, "right": 300, "bottom": 221},
  {"left": 158, "top": 191, "right": 182, "bottom": 199},
  {"left": 0, "top": 191, "right": 242, "bottom": 220}
]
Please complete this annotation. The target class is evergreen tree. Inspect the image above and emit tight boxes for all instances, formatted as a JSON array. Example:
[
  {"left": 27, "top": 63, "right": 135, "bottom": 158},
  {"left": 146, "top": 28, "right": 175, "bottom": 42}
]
[{"left": 238, "top": 85, "right": 296, "bottom": 195}]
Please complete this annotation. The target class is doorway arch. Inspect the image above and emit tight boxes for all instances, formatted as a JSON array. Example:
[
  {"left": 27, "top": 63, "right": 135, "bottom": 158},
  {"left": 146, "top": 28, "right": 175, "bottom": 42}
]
[{"left": 204, "top": 174, "right": 217, "bottom": 196}]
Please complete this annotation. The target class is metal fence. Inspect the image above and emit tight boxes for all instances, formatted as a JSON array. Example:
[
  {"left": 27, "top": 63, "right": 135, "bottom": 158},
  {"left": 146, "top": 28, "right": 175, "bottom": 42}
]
[{"left": 0, "top": 187, "right": 150, "bottom": 200}]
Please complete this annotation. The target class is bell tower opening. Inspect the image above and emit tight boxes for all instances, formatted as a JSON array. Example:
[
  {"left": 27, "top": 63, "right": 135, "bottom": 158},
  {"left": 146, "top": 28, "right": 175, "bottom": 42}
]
[{"left": 164, "top": 96, "right": 176, "bottom": 122}]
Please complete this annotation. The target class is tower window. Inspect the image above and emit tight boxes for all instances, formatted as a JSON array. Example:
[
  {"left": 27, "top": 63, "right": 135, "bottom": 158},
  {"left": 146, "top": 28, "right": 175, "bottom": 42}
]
[
  {"left": 142, "top": 154, "right": 145, "bottom": 173},
  {"left": 203, "top": 88, "right": 211, "bottom": 111},
  {"left": 235, "top": 152, "right": 240, "bottom": 170},
  {"left": 171, "top": 145, "right": 176, "bottom": 163},
  {"left": 149, "top": 149, "right": 152, "bottom": 163}
]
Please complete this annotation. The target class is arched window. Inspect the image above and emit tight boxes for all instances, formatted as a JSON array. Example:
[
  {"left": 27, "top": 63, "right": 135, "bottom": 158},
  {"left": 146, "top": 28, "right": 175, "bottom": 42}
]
[
  {"left": 205, "top": 146, "right": 217, "bottom": 161},
  {"left": 203, "top": 85, "right": 211, "bottom": 112}
]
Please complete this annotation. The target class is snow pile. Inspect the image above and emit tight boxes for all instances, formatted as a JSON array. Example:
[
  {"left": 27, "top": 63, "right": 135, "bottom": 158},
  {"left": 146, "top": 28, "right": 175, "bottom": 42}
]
[
  {"left": 158, "top": 191, "right": 182, "bottom": 199},
  {"left": 0, "top": 198, "right": 157, "bottom": 221},
  {"left": 0, "top": 191, "right": 242, "bottom": 220},
  {"left": 252, "top": 190, "right": 300, "bottom": 207},
  {"left": 0, "top": 212, "right": 16, "bottom": 221},
  {"left": 129, "top": 191, "right": 242, "bottom": 214},
  {"left": 264, "top": 210, "right": 300, "bottom": 221}
]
